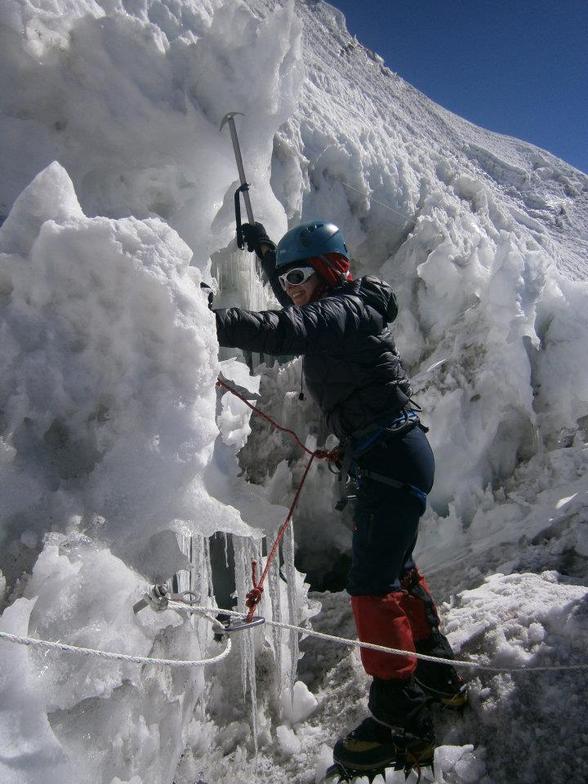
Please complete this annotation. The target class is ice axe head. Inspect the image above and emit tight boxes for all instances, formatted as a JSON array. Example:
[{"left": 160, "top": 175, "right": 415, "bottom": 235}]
[
  {"left": 220, "top": 111, "right": 255, "bottom": 226},
  {"left": 220, "top": 111, "right": 244, "bottom": 132}
]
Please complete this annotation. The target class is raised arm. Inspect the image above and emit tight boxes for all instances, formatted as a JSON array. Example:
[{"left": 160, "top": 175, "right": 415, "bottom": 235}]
[
  {"left": 215, "top": 293, "right": 377, "bottom": 357},
  {"left": 241, "top": 222, "right": 291, "bottom": 307}
]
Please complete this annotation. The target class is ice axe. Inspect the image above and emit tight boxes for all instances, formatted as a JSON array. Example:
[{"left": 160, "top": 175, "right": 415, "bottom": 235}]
[{"left": 220, "top": 112, "right": 254, "bottom": 250}]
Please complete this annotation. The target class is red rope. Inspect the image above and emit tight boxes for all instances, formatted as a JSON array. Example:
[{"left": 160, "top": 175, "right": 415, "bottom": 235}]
[{"left": 216, "top": 377, "right": 339, "bottom": 621}]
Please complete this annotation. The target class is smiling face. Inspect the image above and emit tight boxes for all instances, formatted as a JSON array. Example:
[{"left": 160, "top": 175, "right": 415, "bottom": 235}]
[{"left": 285, "top": 271, "right": 322, "bottom": 305}]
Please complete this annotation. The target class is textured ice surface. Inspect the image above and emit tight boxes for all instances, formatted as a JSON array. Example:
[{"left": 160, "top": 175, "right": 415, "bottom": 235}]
[{"left": 0, "top": 1, "right": 587, "bottom": 783}]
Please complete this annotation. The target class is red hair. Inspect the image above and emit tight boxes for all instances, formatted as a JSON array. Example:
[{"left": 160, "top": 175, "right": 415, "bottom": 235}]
[{"left": 308, "top": 252, "right": 352, "bottom": 288}]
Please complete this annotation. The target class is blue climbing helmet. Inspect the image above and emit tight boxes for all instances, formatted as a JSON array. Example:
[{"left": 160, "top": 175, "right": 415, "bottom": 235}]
[{"left": 275, "top": 221, "right": 349, "bottom": 269}]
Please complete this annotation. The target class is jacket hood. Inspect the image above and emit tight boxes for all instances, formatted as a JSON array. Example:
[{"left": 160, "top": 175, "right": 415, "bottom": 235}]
[{"left": 354, "top": 276, "right": 399, "bottom": 323}]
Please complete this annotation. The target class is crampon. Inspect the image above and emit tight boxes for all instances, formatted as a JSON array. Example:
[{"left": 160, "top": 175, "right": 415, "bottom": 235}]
[{"left": 323, "top": 751, "right": 434, "bottom": 783}]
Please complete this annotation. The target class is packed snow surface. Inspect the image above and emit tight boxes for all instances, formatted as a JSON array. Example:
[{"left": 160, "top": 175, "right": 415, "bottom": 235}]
[{"left": 1, "top": 1, "right": 587, "bottom": 784}]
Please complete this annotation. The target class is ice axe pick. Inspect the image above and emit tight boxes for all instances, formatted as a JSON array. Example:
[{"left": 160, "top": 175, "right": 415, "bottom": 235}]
[{"left": 220, "top": 112, "right": 254, "bottom": 248}]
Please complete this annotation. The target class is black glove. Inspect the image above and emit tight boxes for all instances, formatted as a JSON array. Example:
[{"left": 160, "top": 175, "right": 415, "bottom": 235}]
[
  {"left": 241, "top": 222, "right": 275, "bottom": 256},
  {"left": 200, "top": 281, "right": 214, "bottom": 309}
]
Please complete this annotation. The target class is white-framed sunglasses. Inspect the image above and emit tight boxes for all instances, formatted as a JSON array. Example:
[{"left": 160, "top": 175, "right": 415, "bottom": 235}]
[{"left": 278, "top": 266, "right": 316, "bottom": 290}]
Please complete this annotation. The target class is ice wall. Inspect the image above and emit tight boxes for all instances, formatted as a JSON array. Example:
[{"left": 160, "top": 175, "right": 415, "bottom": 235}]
[
  {"left": 0, "top": 3, "right": 315, "bottom": 780},
  {"left": 0, "top": 0, "right": 303, "bottom": 263},
  {"left": 0, "top": 160, "right": 254, "bottom": 784},
  {"left": 0, "top": 154, "right": 305, "bottom": 784},
  {"left": 0, "top": 162, "right": 259, "bottom": 564}
]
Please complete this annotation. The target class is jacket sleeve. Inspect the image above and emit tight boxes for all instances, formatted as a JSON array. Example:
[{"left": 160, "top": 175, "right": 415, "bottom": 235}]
[
  {"left": 215, "top": 294, "right": 375, "bottom": 356},
  {"left": 260, "top": 248, "right": 292, "bottom": 308}
]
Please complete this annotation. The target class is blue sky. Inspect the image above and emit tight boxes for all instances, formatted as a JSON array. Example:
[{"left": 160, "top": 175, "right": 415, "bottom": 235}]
[{"left": 329, "top": 0, "right": 587, "bottom": 173}]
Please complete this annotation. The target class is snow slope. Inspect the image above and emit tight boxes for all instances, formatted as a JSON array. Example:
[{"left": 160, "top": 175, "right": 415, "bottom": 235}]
[{"left": 0, "top": 1, "right": 587, "bottom": 783}]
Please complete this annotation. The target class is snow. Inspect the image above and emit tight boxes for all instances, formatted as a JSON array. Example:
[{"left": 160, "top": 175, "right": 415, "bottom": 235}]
[
  {"left": 1, "top": 1, "right": 587, "bottom": 783},
  {"left": 281, "top": 680, "right": 318, "bottom": 725}
]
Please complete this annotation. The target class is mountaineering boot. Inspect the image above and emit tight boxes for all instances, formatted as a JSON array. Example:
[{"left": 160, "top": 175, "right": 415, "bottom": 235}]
[
  {"left": 415, "top": 632, "right": 468, "bottom": 709},
  {"left": 332, "top": 677, "right": 434, "bottom": 775},
  {"left": 332, "top": 717, "right": 434, "bottom": 775}
]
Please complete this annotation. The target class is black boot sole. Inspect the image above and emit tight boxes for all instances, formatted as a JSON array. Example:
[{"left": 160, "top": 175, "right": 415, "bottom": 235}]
[{"left": 330, "top": 739, "right": 435, "bottom": 781}]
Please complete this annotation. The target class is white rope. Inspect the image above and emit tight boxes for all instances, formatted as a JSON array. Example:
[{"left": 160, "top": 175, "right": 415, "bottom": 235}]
[
  {"left": 173, "top": 603, "right": 588, "bottom": 674},
  {"left": 3, "top": 598, "right": 586, "bottom": 674},
  {"left": 0, "top": 629, "right": 231, "bottom": 668},
  {"left": 338, "top": 180, "right": 413, "bottom": 223},
  {"left": 266, "top": 617, "right": 588, "bottom": 673}
]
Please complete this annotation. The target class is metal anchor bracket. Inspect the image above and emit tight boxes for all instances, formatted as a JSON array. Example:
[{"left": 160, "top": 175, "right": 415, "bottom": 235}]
[
  {"left": 214, "top": 613, "right": 266, "bottom": 635},
  {"left": 133, "top": 584, "right": 170, "bottom": 614},
  {"left": 134, "top": 585, "right": 266, "bottom": 636}
]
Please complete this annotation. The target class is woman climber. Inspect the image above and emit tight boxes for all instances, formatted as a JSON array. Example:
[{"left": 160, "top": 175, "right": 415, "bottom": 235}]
[{"left": 214, "top": 220, "right": 466, "bottom": 776}]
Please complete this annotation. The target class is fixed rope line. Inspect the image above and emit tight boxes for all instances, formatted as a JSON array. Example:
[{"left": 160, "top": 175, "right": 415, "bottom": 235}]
[
  {"left": 0, "top": 629, "right": 232, "bottom": 668},
  {"left": 216, "top": 377, "right": 339, "bottom": 621},
  {"left": 169, "top": 602, "right": 588, "bottom": 675},
  {"left": 338, "top": 180, "right": 413, "bottom": 223},
  {"left": 2, "top": 606, "right": 586, "bottom": 674}
]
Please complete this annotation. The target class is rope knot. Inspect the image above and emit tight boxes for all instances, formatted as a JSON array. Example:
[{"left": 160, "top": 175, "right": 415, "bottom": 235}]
[
  {"left": 314, "top": 447, "right": 341, "bottom": 462},
  {"left": 245, "top": 586, "right": 263, "bottom": 609}
]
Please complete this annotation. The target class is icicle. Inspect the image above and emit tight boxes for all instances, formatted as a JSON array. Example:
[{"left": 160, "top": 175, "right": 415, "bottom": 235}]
[
  {"left": 174, "top": 533, "right": 192, "bottom": 594},
  {"left": 248, "top": 537, "right": 264, "bottom": 755},
  {"left": 185, "top": 534, "right": 210, "bottom": 645},
  {"left": 189, "top": 535, "right": 194, "bottom": 598},
  {"left": 267, "top": 545, "right": 283, "bottom": 690},
  {"left": 245, "top": 607, "right": 259, "bottom": 756},
  {"left": 204, "top": 536, "right": 215, "bottom": 604},
  {"left": 233, "top": 535, "right": 251, "bottom": 701},
  {"left": 232, "top": 535, "right": 261, "bottom": 754},
  {"left": 223, "top": 531, "right": 230, "bottom": 569},
  {"left": 283, "top": 522, "right": 299, "bottom": 695}
]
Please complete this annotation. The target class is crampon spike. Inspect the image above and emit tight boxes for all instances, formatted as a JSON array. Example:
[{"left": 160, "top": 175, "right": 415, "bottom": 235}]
[
  {"left": 366, "top": 771, "right": 386, "bottom": 783},
  {"left": 324, "top": 764, "right": 388, "bottom": 783},
  {"left": 325, "top": 748, "right": 434, "bottom": 783},
  {"left": 323, "top": 763, "right": 348, "bottom": 783}
]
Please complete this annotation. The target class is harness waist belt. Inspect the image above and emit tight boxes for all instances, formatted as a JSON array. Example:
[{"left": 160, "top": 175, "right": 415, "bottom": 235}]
[
  {"left": 351, "top": 409, "right": 421, "bottom": 456},
  {"left": 335, "top": 410, "right": 427, "bottom": 512}
]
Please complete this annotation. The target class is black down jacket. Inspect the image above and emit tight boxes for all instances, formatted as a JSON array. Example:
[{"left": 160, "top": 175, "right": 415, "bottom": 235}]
[{"left": 215, "top": 269, "right": 412, "bottom": 441}]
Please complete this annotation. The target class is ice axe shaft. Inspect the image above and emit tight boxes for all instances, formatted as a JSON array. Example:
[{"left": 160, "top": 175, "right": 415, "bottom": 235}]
[{"left": 220, "top": 112, "right": 254, "bottom": 224}]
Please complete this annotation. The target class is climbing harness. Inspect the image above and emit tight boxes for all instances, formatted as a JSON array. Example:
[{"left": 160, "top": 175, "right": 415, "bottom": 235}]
[
  {"left": 335, "top": 408, "right": 427, "bottom": 511},
  {"left": 350, "top": 409, "right": 422, "bottom": 455},
  {"left": 400, "top": 568, "right": 441, "bottom": 631},
  {"left": 351, "top": 468, "right": 428, "bottom": 512}
]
